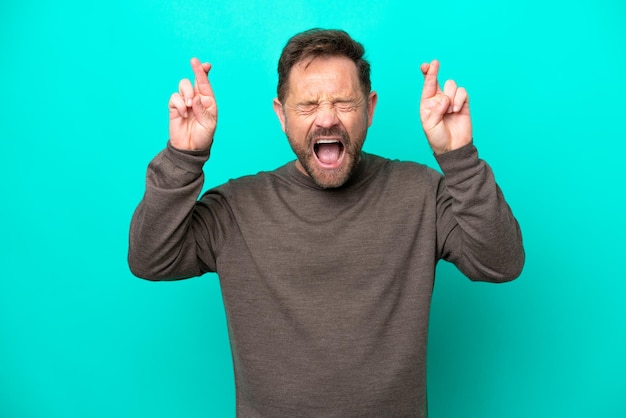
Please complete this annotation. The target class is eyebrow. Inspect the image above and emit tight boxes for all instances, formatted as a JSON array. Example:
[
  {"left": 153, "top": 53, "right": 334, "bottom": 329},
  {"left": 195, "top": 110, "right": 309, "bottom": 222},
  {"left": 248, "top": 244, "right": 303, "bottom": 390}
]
[
  {"left": 295, "top": 96, "right": 362, "bottom": 106},
  {"left": 297, "top": 99, "right": 320, "bottom": 106}
]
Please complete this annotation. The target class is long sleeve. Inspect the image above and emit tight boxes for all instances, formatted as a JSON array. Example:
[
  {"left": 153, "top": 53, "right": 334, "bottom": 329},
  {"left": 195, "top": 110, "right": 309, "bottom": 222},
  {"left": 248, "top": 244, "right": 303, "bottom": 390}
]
[
  {"left": 128, "top": 143, "right": 228, "bottom": 280},
  {"left": 435, "top": 142, "right": 525, "bottom": 282}
]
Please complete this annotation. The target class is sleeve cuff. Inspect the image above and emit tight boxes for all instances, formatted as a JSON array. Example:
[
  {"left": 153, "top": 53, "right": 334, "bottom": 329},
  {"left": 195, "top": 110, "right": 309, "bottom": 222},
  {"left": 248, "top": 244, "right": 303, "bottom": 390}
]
[
  {"left": 433, "top": 142, "right": 483, "bottom": 183},
  {"left": 163, "top": 141, "right": 211, "bottom": 174}
]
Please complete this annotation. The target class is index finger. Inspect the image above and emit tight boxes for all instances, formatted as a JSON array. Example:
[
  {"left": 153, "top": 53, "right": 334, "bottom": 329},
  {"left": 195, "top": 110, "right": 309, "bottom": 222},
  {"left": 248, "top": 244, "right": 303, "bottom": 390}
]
[
  {"left": 421, "top": 59, "right": 442, "bottom": 100},
  {"left": 190, "top": 57, "right": 214, "bottom": 97}
]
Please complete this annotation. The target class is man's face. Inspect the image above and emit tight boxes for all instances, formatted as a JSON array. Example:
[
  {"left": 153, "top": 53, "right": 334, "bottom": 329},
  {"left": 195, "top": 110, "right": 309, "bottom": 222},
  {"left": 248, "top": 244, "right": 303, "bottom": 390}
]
[{"left": 273, "top": 56, "right": 377, "bottom": 188}]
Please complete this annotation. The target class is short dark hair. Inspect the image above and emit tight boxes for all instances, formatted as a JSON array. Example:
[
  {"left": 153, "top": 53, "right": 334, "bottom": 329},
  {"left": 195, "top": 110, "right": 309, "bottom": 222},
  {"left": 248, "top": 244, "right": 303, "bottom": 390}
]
[{"left": 277, "top": 28, "right": 371, "bottom": 102}]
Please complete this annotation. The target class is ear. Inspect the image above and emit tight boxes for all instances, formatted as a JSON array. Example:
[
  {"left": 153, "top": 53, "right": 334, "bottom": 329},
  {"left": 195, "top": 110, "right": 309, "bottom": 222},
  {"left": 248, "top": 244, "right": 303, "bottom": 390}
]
[
  {"left": 366, "top": 91, "right": 378, "bottom": 127},
  {"left": 273, "top": 98, "right": 286, "bottom": 133}
]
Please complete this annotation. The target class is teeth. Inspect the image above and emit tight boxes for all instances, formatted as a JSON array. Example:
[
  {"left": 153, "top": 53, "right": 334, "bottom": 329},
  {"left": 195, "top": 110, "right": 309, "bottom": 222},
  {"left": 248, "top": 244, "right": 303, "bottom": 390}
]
[{"left": 316, "top": 139, "right": 340, "bottom": 144}]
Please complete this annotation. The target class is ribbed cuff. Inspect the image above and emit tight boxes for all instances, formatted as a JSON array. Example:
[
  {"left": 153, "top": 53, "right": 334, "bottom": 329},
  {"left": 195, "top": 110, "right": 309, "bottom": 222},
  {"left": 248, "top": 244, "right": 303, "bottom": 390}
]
[
  {"left": 433, "top": 142, "right": 482, "bottom": 182},
  {"left": 163, "top": 141, "right": 211, "bottom": 174}
]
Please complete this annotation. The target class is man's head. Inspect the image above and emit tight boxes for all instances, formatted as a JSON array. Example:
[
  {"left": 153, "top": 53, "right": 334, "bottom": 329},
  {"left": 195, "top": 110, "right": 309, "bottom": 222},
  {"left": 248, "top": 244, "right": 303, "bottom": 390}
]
[
  {"left": 276, "top": 29, "right": 372, "bottom": 103},
  {"left": 273, "top": 29, "right": 378, "bottom": 189}
]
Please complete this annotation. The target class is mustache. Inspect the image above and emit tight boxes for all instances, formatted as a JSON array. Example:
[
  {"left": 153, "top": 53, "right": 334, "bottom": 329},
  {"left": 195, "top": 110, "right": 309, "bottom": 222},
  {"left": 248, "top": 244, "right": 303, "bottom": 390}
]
[{"left": 309, "top": 127, "right": 349, "bottom": 142}]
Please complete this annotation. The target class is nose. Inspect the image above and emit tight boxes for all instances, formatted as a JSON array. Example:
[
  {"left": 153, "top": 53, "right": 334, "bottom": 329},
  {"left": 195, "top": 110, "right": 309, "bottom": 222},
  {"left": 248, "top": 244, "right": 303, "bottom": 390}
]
[{"left": 314, "top": 102, "right": 339, "bottom": 129}]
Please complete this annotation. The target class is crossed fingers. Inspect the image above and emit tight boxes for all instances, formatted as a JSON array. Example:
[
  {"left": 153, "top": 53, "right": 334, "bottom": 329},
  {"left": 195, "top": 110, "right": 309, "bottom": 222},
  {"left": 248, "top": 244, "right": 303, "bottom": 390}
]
[
  {"left": 169, "top": 58, "right": 214, "bottom": 119},
  {"left": 421, "top": 60, "right": 468, "bottom": 114}
]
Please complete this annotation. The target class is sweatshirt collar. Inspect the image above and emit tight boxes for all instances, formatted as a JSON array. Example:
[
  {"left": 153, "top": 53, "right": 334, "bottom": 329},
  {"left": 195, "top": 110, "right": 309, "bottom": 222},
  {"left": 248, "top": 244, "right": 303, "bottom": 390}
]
[{"left": 285, "top": 152, "right": 374, "bottom": 191}]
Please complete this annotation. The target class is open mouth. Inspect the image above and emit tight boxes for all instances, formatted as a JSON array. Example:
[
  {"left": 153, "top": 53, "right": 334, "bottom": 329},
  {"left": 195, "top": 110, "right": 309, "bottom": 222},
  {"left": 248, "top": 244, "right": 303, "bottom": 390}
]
[{"left": 313, "top": 139, "right": 345, "bottom": 168}]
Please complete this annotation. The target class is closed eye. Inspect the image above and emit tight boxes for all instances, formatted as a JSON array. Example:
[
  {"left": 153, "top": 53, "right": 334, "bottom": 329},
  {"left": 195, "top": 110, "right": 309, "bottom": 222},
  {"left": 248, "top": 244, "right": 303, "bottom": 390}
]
[
  {"left": 294, "top": 103, "right": 318, "bottom": 115},
  {"left": 291, "top": 98, "right": 362, "bottom": 115},
  {"left": 334, "top": 101, "right": 358, "bottom": 112}
]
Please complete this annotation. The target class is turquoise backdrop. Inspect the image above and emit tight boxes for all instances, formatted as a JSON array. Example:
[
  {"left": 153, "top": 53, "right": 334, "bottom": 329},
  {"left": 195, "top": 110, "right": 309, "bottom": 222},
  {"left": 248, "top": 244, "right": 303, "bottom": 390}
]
[{"left": 2, "top": 0, "right": 625, "bottom": 417}]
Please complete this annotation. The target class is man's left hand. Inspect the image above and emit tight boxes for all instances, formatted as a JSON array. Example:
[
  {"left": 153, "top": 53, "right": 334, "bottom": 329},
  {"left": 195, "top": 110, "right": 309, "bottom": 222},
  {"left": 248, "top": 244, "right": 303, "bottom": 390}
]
[{"left": 420, "top": 60, "right": 472, "bottom": 155}]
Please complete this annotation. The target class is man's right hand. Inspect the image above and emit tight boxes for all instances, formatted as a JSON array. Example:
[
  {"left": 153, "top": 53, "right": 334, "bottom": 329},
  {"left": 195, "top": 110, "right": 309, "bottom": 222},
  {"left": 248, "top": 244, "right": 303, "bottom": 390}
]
[{"left": 168, "top": 58, "right": 218, "bottom": 151}]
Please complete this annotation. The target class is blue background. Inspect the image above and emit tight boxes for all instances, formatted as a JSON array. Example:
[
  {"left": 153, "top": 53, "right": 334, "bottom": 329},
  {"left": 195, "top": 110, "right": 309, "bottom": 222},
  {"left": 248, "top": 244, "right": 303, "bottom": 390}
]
[{"left": 1, "top": 0, "right": 625, "bottom": 416}]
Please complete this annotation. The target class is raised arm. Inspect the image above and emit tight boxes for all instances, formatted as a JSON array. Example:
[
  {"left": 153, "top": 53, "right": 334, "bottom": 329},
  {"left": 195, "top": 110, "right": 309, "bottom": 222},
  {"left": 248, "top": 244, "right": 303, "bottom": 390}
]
[
  {"left": 420, "top": 60, "right": 524, "bottom": 281},
  {"left": 128, "top": 59, "right": 225, "bottom": 280}
]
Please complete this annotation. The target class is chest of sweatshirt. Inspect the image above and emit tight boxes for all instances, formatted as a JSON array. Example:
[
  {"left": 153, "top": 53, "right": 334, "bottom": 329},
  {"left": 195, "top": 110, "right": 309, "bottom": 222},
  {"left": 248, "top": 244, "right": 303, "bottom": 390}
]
[{"left": 208, "top": 155, "right": 443, "bottom": 299}]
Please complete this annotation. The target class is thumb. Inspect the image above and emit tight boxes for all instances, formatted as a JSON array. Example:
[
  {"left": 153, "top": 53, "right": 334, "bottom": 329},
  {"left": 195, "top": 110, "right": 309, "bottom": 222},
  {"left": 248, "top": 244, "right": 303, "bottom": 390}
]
[
  {"left": 422, "top": 94, "right": 450, "bottom": 128},
  {"left": 436, "top": 94, "right": 450, "bottom": 115},
  {"left": 191, "top": 95, "right": 213, "bottom": 125}
]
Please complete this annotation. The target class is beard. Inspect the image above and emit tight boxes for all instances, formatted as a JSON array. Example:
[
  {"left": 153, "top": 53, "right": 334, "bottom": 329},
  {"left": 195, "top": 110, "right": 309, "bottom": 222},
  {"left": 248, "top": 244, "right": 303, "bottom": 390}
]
[{"left": 286, "top": 124, "right": 367, "bottom": 189}]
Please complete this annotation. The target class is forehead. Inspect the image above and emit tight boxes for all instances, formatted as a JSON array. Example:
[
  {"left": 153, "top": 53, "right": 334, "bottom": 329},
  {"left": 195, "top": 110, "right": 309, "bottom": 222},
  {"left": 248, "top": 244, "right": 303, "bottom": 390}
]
[{"left": 286, "top": 55, "right": 362, "bottom": 101}]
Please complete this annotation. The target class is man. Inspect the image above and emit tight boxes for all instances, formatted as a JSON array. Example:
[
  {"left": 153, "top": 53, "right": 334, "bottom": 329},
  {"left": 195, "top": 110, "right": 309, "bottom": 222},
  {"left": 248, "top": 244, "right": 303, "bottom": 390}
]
[{"left": 129, "top": 29, "right": 524, "bottom": 417}]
